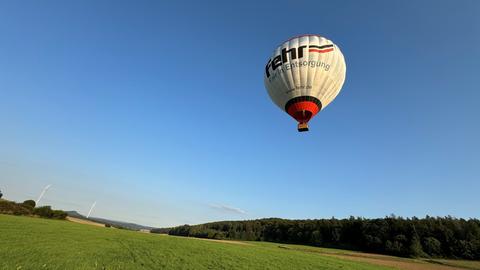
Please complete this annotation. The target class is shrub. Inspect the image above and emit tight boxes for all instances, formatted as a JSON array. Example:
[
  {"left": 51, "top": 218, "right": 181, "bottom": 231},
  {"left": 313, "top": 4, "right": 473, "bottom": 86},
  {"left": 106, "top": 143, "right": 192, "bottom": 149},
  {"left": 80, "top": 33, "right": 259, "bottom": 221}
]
[
  {"left": 33, "top": 206, "right": 65, "bottom": 219},
  {"left": 34, "top": 206, "right": 54, "bottom": 218},
  {"left": 22, "top": 200, "right": 36, "bottom": 209},
  {"left": 0, "top": 200, "right": 32, "bottom": 215},
  {"left": 51, "top": 210, "right": 67, "bottom": 219},
  {"left": 0, "top": 199, "right": 66, "bottom": 220}
]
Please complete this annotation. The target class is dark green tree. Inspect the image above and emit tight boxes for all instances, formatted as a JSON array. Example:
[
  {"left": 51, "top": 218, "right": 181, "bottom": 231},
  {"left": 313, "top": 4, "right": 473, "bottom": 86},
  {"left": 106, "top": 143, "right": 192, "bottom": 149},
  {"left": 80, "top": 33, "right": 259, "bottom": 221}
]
[
  {"left": 22, "top": 200, "right": 36, "bottom": 209},
  {"left": 422, "top": 237, "right": 442, "bottom": 257},
  {"left": 409, "top": 234, "right": 426, "bottom": 257}
]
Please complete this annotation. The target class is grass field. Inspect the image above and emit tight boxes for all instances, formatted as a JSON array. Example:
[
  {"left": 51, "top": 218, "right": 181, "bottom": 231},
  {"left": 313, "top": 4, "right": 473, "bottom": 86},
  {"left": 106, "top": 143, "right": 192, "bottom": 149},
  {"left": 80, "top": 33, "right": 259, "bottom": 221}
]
[{"left": 1, "top": 214, "right": 479, "bottom": 270}]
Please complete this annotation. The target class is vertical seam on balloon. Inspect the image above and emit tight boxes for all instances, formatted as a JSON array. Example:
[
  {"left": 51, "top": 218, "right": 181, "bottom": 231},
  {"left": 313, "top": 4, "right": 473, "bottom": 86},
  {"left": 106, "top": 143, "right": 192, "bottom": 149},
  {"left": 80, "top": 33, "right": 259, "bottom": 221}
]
[
  {"left": 289, "top": 38, "right": 300, "bottom": 99},
  {"left": 324, "top": 47, "right": 345, "bottom": 107},
  {"left": 310, "top": 36, "right": 321, "bottom": 107},
  {"left": 305, "top": 35, "right": 313, "bottom": 102},
  {"left": 300, "top": 36, "right": 306, "bottom": 98},
  {"left": 317, "top": 37, "right": 331, "bottom": 108},
  {"left": 276, "top": 45, "right": 292, "bottom": 111},
  {"left": 325, "top": 40, "right": 338, "bottom": 105},
  {"left": 323, "top": 45, "right": 338, "bottom": 104},
  {"left": 305, "top": 35, "right": 311, "bottom": 99},
  {"left": 329, "top": 46, "right": 346, "bottom": 103},
  {"left": 325, "top": 42, "right": 340, "bottom": 104},
  {"left": 301, "top": 36, "right": 309, "bottom": 99},
  {"left": 281, "top": 42, "right": 293, "bottom": 91}
]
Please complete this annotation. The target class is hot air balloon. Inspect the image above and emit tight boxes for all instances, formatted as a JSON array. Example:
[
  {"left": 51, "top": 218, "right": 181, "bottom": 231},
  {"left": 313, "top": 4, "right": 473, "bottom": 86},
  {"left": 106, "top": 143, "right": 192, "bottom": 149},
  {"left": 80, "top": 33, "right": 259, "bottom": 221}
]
[{"left": 264, "top": 35, "right": 346, "bottom": 132}]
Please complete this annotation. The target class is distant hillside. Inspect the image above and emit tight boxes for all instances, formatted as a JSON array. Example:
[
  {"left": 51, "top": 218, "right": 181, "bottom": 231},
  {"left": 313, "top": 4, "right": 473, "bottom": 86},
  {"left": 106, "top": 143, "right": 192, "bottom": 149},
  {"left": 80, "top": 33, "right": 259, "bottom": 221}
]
[{"left": 65, "top": 211, "right": 153, "bottom": 231}]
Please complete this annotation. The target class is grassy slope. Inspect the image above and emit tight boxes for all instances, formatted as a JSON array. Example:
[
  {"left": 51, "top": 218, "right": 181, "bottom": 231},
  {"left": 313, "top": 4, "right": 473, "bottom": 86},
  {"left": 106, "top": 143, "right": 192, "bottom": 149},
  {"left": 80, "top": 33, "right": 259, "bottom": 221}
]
[
  {"left": 264, "top": 243, "right": 480, "bottom": 270},
  {"left": 426, "top": 259, "right": 480, "bottom": 270},
  {"left": 0, "top": 214, "right": 392, "bottom": 270}
]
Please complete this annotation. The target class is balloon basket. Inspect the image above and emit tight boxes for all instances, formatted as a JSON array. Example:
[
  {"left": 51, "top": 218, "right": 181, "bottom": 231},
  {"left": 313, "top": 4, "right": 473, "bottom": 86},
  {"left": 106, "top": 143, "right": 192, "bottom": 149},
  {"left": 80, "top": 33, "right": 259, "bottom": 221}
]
[{"left": 297, "top": 123, "right": 309, "bottom": 132}]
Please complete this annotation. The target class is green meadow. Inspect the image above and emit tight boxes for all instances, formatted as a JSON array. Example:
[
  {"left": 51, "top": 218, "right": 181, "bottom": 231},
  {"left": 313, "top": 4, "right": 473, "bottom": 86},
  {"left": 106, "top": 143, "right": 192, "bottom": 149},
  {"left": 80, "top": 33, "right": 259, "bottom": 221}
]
[
  {"left": 2, "top": 214, "right": 479, "bottom": 270},
  {"left": 0, "top": 214, "right": 392, "bottom": 270}
]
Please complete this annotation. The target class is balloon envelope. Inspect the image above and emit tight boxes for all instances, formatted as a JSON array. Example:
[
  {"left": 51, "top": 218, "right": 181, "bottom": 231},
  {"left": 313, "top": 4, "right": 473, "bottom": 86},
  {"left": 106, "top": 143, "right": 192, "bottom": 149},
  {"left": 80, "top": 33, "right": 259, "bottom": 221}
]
[{"left": 264, "top": 35, "right": 346, "bottom": 132}]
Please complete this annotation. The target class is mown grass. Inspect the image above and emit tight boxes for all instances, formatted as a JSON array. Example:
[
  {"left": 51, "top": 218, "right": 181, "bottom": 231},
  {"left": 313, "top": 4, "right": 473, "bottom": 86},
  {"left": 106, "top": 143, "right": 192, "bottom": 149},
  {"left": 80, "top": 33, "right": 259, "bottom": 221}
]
[
  {"left": 425, "top": 259, "right": 480, "bottom": 270},
  {"left": 255, "top": 241, "right": 480, "bottom": 270},
  {"left": 0, "top": 214, "right": 393, "bottom": 270}
]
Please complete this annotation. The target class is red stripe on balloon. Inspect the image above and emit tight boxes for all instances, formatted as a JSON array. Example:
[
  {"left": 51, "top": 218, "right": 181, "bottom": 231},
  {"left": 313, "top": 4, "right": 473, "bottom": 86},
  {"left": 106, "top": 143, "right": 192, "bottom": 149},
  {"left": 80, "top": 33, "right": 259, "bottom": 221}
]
[{"left": 309, "top": 48, "right": 334, "bottom": 53}]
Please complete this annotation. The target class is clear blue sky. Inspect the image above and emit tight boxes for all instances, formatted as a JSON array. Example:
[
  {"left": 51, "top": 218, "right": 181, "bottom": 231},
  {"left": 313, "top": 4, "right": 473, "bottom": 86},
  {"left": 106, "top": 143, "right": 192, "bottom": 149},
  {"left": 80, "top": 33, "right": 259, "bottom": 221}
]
[{"left": 1, "top": 0, "right": 479, "bottom": 227}]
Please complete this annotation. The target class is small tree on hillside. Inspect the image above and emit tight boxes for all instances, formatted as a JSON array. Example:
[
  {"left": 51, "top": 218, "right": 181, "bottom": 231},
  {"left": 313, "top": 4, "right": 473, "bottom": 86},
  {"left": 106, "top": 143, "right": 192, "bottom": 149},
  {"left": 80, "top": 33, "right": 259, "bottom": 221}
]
[
  {"left": 22, "top": 200, "right": 36, "bottom": 209},
  {"left": 33, "top": 206, "right": 53, "bottom": 218},
  {"left": 0, "top": 189, "right": 3, "bottom": 199}
]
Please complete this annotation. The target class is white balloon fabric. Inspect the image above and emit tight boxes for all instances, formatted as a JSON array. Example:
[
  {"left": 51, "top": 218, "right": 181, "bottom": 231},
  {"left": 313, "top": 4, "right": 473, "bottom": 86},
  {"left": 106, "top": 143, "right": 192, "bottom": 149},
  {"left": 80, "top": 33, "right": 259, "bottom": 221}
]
[{"left": 264, "top": 35, "right": 346, "bottom": 131}]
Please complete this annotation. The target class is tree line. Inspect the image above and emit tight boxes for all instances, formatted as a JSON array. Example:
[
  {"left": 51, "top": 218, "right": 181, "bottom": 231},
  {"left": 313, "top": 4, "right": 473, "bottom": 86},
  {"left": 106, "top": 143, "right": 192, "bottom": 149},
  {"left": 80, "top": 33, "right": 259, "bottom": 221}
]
[
  {"left": 0, "top": 198, "right": 67, "bottom": 219},
  {"left": 152, "top": 216, "right": 480, "bottom": 260}
]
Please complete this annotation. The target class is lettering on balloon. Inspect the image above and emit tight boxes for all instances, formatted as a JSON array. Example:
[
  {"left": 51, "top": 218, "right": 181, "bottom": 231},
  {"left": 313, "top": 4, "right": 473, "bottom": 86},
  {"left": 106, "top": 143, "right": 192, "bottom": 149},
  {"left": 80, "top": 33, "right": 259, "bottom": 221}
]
[
  {"left": 267, "top": 60, "right": 331, "bottom": 83},
  {"left": 265, "top": 44, "right": 334, "bottom": 78}
]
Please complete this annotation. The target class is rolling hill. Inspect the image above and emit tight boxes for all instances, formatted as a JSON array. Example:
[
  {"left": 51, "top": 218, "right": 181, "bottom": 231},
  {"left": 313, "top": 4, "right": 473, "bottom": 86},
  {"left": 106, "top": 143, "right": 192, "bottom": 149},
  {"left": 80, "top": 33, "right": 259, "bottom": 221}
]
[{"left": 1, "top": 214, "right": 479, "bottom": 270}]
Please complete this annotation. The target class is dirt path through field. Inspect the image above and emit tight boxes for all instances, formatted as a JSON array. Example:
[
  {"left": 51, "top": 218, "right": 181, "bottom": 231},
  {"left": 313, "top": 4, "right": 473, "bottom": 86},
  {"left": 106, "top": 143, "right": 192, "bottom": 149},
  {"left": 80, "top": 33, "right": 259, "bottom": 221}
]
[
  {"left": 189, "top": 237, "right": 252, "bottom": 246},
  {"left": 323, "top": 253, "right": 465, "bottom": 270},
  {"left": 66, "top": 216, "right": 105, "bottom": 227},
  {"left": 168, "top": 237, "right": 473, "bottom": 269}
]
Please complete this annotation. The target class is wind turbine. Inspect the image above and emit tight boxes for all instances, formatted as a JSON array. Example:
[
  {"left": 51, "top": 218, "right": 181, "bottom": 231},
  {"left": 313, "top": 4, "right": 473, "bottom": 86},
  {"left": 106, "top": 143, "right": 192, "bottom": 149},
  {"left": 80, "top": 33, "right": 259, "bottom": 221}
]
[
  {"left": 36, "top": 184, "right": 51, "bottom": 205},
  {"left": 87, "top": 201, "right": 97, "bottom": 218}
]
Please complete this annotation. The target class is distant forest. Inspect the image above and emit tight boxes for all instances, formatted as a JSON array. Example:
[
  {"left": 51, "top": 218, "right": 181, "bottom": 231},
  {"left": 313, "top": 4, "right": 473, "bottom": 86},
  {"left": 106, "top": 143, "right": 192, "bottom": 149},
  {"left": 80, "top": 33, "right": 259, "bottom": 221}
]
[{"left": 152, "top": 216, "right": 480, "bottom": 260}]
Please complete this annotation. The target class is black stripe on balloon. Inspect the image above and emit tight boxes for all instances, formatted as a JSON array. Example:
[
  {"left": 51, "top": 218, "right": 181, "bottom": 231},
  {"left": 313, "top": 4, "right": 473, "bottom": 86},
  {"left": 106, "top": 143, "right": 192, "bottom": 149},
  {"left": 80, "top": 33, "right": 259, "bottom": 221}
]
[
  {"left": 284, "top": 96, "right": 323, "bottom": 112},
  {"left": 309, "top": 44, "right": 333, "bottom": 49}
]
